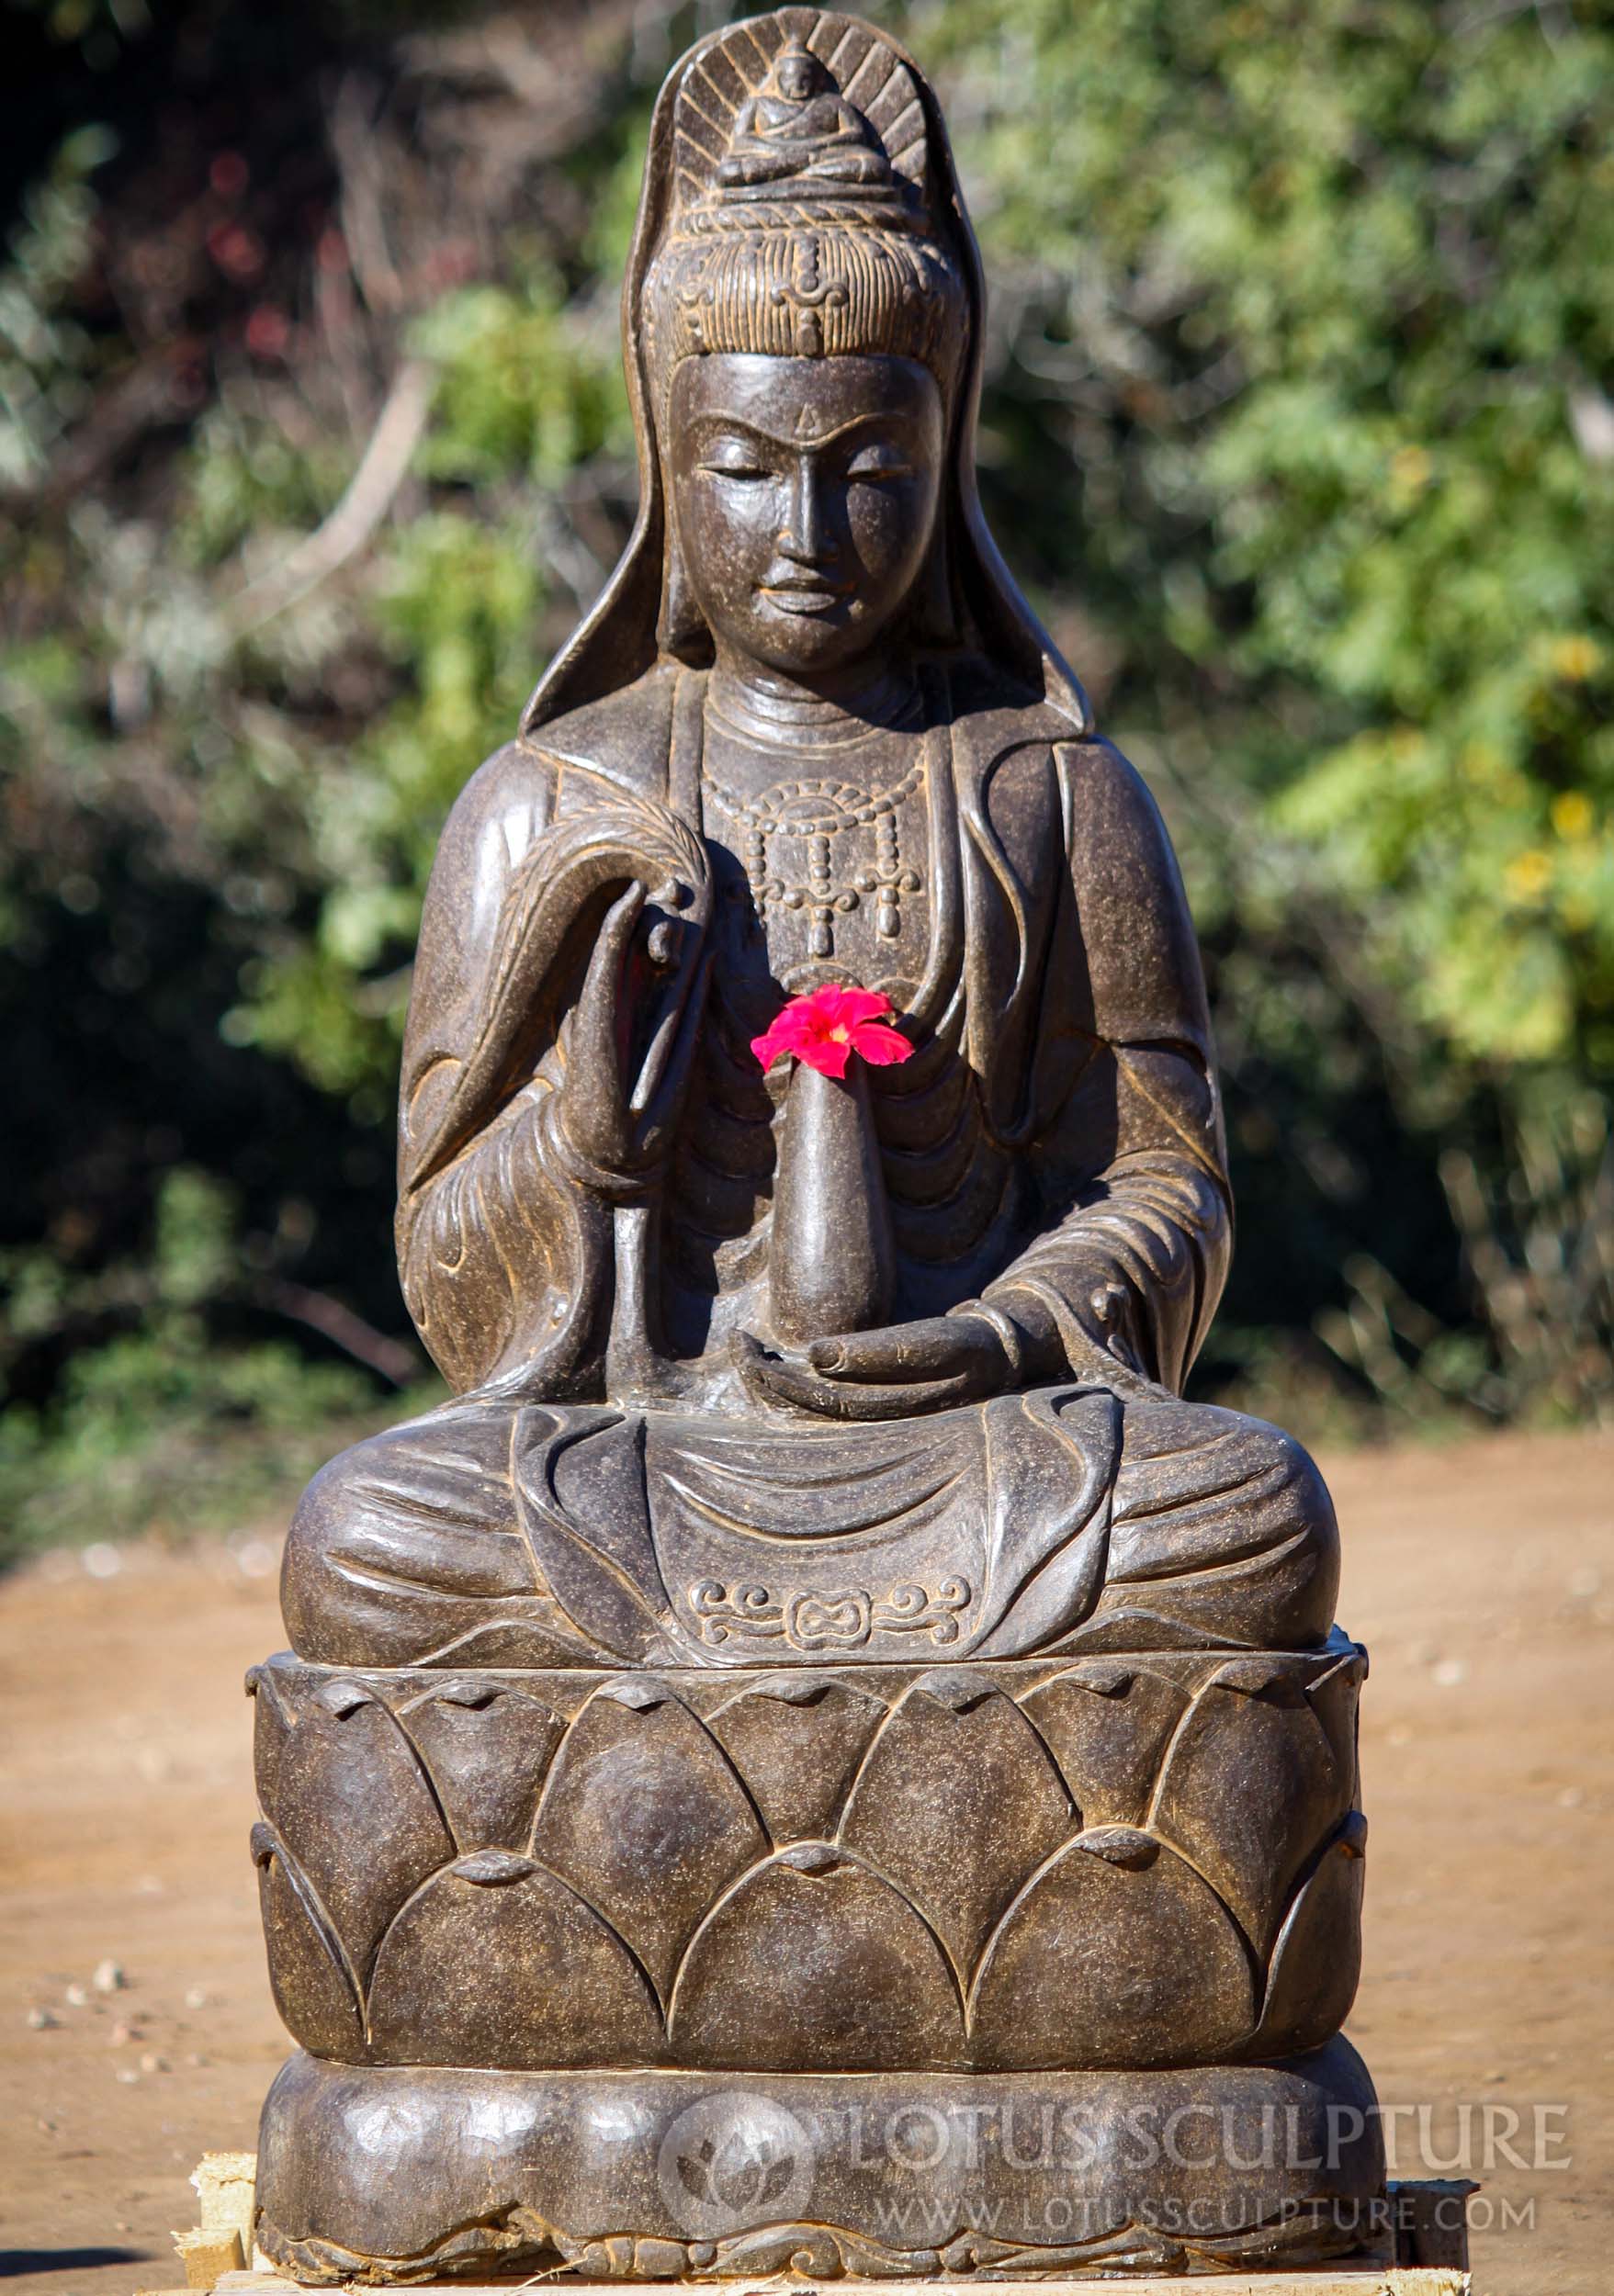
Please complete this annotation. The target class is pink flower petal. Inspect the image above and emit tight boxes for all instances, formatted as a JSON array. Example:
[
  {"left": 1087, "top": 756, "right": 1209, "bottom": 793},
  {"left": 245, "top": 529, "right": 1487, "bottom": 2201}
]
[
  {"left": 803, "top": 983, "right": 849, "bottom": 1022},
  {"left": 850, "top": 1019, "right": 913, "bottom": 1065},
  {"left": 830, "top": 986, "right": 895, "bottom": 1028},
  {"left": 750, "top": 985, "right": 911, "bottom": 1075},
  {"left": 798, "top": 1035, "right": 851, "bottom": 1078},
  {"left": 751, "top": 1018, "right": 802, "bottom": 1069}
]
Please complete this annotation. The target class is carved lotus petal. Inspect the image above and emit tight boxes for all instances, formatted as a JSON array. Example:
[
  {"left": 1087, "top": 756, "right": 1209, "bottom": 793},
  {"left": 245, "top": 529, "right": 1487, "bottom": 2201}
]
[
  {"left": 1305, "top": 1641, "right": 1368, "bottom": 1805},
  {"left": 837, "top": 1680, "right": 1073, "bottom": 1979},
  {"left": 1074, "top": 1824, "right": 1157, "bottom": 1868},
  {"left": 1018, "top": 1663, "right": 1189, "bottom": 1827},
  {"left": 530, "top": 1683, "right": 767, "bottom": 2001},
  {"left": 251, "top": 1822, "right": 365, "bottom": 2059},
  {"left": 706, "top": 1679, "right": 887, "bottom": 1843},
  {"left": 562, "top": 2239, "right": 690, "bottom": 2281},
  {"left": 969, "top": 1833, "right": 1257, "bottom": 2069},
  {"left": 1249, "top": 1811, "right": 1367, "bottom": 2058},
  {"left": 397, "top": 1683, "right": 564, "bottom": 1851},
  {"left": 367, "top": 1859, "right": 663, "bottom": 2068},
  {"left": 669, "top": 1844, "right": 965, "bottom": 2070},
  {"left": 260, "top": 1677, "right": 455, "bottom": 1986},
  {"left": 248, "top": 1661, "right": 292, "bottom": 1814},
  {"left": 1150, "top": 1664, "right": 1346, "bottom": 1956},
  {"left": 710, "top": 2225, "right": 937, "bottom": 2280}
]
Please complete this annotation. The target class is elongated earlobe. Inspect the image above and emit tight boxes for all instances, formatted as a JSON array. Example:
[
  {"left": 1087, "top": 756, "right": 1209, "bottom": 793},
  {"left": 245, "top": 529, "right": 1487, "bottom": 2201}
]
[
  {"left": 656, "top": 453, "right": 715, "bottom": 663},
  {"left": 658, "top": 523, "right": 714, "bottom": 663},
  {"left": 910, "top": 506, "right": 963, "bottom": 652}
]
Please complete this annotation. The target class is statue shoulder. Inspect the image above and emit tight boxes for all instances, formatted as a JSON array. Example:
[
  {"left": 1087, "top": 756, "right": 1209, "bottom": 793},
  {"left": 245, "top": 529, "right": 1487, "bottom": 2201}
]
[
  {"left": 1059, "top": 735, "right": 1208, "bottom": 1033},
  {"left": 1059, "top": 733, "right": 1183, "bottom": 885},
  {"left": 427, "top": 733, "right": 560, "bottom": 894},
  {"left": 525, "top": 659, "right": 683, "bottom": 795},
  {"left": 432, "top": 661, "right": 685, "bottom": 895},
  {"left": 946, "top": 652, "right": 1085, "bottom": 768}
]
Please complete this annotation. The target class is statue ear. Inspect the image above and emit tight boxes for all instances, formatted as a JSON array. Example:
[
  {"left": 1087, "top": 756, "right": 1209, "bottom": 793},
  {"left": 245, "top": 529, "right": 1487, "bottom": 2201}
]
[
  {"left": 659, "top": 520, "right": 714, "bottom": 665},
  {"left": 909, "top": 501, "right": 965, "bottom": 653},
  {"left": 656, "top": 456, "right": 715, "bottom": 665}
]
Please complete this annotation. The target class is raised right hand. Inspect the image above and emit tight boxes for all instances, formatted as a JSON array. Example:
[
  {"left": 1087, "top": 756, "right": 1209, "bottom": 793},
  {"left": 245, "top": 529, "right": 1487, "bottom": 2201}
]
[{"left": 559, "top": 878, "right": 710, "bottom": 1183}]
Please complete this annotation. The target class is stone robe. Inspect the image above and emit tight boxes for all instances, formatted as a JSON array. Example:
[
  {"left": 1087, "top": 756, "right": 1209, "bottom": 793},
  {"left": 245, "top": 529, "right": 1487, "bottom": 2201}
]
[{"left": 282, "top": 658, "right": 1338, "bottom": 1670}]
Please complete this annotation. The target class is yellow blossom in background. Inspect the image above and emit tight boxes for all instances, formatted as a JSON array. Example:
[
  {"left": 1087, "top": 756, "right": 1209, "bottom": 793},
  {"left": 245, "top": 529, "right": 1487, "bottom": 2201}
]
[
  {"left": 1506, "top": 850, "right": 1552, "bottom": 902},
  {"left": 1388, "top": 444, "right": 1431, "bottom": 500},
  {"left": 1551, "top": 792, "right": 1595, "bottom": 841},
  {"left": 1460, "top": 740, "right": 1505, "bottom": 786},
  {"left": 1549, "top": 636, "right": 1604, "bottom": 683}
]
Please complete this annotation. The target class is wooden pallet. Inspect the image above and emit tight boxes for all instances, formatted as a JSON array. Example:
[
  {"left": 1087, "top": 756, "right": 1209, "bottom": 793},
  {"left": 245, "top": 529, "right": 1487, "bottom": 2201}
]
[{"left": 149, "top": 2271, "right": 1475, "bottom": 2295}]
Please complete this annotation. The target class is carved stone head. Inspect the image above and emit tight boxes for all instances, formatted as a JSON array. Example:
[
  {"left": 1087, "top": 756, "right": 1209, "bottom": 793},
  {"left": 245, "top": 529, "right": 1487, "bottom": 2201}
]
[
  {"left": 771, "top": 33, "right": 827, "bottom": 104},
  {"left": 521, "top": 9, "right": 1090, "bottom": 736}
]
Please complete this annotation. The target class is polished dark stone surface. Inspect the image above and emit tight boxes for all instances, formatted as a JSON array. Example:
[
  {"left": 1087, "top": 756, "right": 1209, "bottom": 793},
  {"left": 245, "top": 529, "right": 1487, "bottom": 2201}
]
[
  {"left": 258, "top": 2042, "right": 1386, "bottom": 2283},
  {"left": 252, "top": 9, "right": 1381, "bottom": 2277}
]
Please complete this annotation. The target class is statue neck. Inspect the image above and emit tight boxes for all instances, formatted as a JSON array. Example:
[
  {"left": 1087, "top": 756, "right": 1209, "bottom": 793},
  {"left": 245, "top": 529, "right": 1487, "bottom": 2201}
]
[{"left": 706, "top": 651, "right": 921, "bottom": 750}]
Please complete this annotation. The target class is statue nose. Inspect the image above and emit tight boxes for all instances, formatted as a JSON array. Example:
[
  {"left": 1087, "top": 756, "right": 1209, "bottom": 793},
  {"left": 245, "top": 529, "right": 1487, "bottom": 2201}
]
[{"left": 778, "top": 461, "right": 836, "bottom": 561}]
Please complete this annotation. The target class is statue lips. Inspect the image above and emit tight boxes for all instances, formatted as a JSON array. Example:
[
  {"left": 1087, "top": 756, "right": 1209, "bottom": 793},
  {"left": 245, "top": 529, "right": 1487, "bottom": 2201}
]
[{"left": 758, "top": 569, "right": 854, "bottom": 615}]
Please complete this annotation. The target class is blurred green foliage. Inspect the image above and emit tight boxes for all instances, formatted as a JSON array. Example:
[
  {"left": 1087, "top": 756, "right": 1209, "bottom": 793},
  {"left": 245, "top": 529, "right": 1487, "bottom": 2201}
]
[
  {"left": 932, "top": 0, "right": 1614, "bottom": 1073},
  {"left": 899, "top": 0, "right": 1614, "bottom": 1421},
  {"left": 0, "top": 1167, "right": 420, "bottom": 1551},
  {"left": 1, "top": 0, "right": 1610, "bottom": 1564}
]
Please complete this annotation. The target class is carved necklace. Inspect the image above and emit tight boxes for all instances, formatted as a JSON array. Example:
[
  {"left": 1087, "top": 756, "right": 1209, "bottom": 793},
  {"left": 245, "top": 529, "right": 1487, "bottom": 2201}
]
[{"left": 704, "top": 753, "right": 925, "bottom": 958}]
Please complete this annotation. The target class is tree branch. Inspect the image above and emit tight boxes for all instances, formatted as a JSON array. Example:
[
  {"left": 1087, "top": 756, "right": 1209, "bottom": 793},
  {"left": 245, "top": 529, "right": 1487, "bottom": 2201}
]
[{"left": 226, "top": 355, "right": 435, "bottom": 636}]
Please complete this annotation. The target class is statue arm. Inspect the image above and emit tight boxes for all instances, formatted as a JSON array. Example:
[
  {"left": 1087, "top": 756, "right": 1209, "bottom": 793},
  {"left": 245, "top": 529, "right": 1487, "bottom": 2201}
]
[
  {"left": 393, "top": 739, "right": 711, "bottom": 1397},
  {"left": 975, "top": 737, "right": 1232, "bottom": 1398},
  {"left": 976, "top": 1063, "right": 1229, "bottom": 1398},
  {"left": 393, "top": 741, "right": 607, "bottom": 1396}
]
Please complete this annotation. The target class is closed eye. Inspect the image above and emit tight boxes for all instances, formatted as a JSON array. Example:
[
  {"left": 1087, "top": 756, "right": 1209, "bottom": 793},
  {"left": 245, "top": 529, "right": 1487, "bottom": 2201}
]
[
  {"left": 697, "top": 449, "right": 773, "bottom": 479},
  {"left": 845, "top": 445, "right": 915, "bottom": 483}
]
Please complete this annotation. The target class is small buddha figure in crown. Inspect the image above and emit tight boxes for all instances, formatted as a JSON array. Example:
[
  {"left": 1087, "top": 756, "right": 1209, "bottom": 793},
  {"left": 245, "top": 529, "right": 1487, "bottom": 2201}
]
[{"left": 717, "top": 34, "right": 892, "bottom": 188}]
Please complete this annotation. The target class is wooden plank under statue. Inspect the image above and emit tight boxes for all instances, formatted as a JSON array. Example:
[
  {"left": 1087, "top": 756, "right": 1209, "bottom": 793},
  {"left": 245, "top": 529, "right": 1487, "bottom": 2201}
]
[{"left": 246, "top": 9, "right": 1392, "bottom": 2282}]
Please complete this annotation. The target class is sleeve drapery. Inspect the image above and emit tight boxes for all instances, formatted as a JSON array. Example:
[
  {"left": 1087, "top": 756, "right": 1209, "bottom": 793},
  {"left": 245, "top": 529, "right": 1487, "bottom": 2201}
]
[{"left": 979, "top": 737, "right": 1232, "bottom": 1397}]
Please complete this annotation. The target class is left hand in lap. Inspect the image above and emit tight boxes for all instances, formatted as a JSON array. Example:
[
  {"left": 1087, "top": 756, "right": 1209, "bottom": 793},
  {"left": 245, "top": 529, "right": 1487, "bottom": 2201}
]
[{"left": 734, "top": 1312, "right": 1021, "bottom": 1420}]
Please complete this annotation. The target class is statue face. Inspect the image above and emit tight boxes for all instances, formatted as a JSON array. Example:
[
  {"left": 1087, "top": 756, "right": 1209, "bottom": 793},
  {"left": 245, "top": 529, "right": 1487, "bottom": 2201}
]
[
  {"left": 669, "top": 353, "right": 944, "bottom": 681},
  {"left": 775, "top": 51, "right": 818, "bottom": 100}
]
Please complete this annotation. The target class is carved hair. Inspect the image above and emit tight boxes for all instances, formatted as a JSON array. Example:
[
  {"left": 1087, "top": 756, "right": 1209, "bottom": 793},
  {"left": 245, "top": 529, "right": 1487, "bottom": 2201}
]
[
  {"left": 638, "top": 12, "right": 970, "bottom": 424},
  {"left": 641, "top": 206, "right": 968, "bottom": 421}
]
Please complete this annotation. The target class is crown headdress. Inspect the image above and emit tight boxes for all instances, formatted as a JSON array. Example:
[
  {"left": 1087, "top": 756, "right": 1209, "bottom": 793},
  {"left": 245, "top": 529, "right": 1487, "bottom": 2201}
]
[{"left": 641, "top": 10, "right": 967, "bottom": 402}]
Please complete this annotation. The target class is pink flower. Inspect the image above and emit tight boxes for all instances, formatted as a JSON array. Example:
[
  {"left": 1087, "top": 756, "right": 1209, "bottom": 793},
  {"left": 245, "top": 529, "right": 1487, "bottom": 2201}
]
[{"left": 751, "top": 985, "right": 914, "bottom": 1080}]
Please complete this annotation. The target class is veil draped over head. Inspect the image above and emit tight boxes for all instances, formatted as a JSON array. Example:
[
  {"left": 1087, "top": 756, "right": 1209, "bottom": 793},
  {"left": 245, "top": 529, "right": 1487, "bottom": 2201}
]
[{"left": 519, "top": 6, "right": 1091, "bottom": 737}]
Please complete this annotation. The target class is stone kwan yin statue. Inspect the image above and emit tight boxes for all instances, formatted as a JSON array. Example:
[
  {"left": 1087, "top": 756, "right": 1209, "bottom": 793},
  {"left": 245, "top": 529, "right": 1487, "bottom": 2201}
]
[{"left": 250, "top": 11, "right": 1384, "bottom": 2280}]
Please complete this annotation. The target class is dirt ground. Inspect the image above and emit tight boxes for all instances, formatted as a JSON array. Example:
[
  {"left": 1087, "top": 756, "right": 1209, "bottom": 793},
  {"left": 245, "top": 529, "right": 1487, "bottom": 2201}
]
[{"left": 1, "top": 1429, "right": 1609, "bottom": 2296}]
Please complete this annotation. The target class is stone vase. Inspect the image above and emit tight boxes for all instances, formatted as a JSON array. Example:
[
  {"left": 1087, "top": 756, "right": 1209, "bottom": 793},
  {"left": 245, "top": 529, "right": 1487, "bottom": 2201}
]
[{"left": 767, "top": 1055, "right": 895, "bottom": 1346}]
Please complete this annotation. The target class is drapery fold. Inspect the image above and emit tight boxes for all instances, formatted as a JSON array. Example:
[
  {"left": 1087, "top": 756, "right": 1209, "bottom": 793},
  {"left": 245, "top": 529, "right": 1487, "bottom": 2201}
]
[{"left": 393, "top": 667, "right": 1229, "bottom": 1412}]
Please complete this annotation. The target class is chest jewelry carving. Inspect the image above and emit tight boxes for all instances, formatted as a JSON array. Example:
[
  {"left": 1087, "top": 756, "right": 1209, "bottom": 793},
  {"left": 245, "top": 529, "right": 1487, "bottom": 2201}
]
[{"left": 705, "top": 764, "right": 925, "bottom": 958}]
